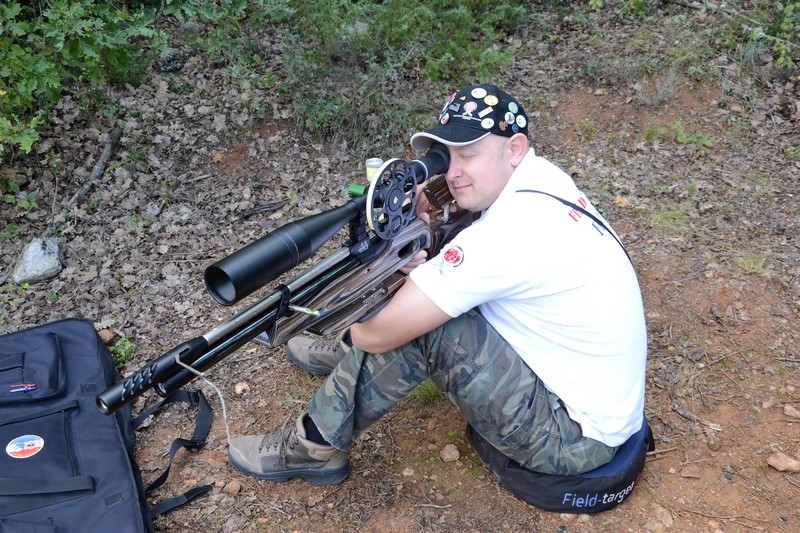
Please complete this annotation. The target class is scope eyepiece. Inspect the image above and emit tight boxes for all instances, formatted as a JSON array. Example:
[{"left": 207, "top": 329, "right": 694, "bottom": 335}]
[{"left": 411, "top": 142, "right": 449, "bottom": 183}]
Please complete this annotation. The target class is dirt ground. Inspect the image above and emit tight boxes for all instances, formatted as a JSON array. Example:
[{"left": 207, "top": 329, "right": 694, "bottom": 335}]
[{"left": 2, "top": 5, "right": 799, "bottom": 533}]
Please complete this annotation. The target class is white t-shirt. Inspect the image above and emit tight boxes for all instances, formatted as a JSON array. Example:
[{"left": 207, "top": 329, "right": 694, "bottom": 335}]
[{"left": 410, "top": 149, "right": 647, "bottom": 446}]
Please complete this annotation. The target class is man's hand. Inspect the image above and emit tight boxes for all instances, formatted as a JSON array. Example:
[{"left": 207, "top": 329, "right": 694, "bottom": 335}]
[{"left": 400, "top": 250, "right": 428, "bottom": 275}]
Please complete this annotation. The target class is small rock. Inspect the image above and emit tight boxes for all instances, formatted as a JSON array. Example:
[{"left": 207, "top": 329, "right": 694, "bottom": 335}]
[
  {"left": 98, "top": 329, "right": 115, "bottom": 344},
  {"left": 223, "top": 481, "right": 241, "bottom": 495},
  {"left": 784, "top": 404, "right": 800, "bottom": 419},
  {"left": 439, "top": 444, "right": 460, "bottom": 462},
  {"left": 12, "top": 237, "right": 64, "bottom": 284},
  {"left": 730, "top": 104, "right": 743, "bottom": 113},
  {"left": 767, "top": 452, "right": 800, "bottom": 472},
  {"left": 656, "top": 506, "right": 674, "bottom": 527},
  {"left": 402, "top": 467, "right": 415, "bottom": 477},
  {"left": 704, "top": 427, "right": 721, "bottom": 451},
  {"left": 234, "top": 382, "right": 250, "bottom": 395}
]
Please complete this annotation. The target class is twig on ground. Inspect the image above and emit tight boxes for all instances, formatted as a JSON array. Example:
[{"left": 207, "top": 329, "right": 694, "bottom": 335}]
[
  {"left": 679, "top": 507, "right": 771, "bottom": 523},
  {"left": 672, "top": 403, "right": 723, "bottom": 431},
  {"left": 268, "top": 504, "right": 292, "bottom": 519},
  {"left": 67, "top": 126, "right": 123, "bottom": 208},
  {"left": 241, "top": 199, "right": 290, "bottom": 219},
  {"left": 51, "top": 173, "right": 59, "bottom": 216},
  {"left": 647, "top": 446, "right": 678, "bottom": 456},
  {"left": 416, "top": 504, "right": 452, "bottom": 509}
]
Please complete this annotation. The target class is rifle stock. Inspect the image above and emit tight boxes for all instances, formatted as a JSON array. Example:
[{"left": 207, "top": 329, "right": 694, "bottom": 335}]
[{"left": 97, "top": 148, "right": 467, "bottom": 415}]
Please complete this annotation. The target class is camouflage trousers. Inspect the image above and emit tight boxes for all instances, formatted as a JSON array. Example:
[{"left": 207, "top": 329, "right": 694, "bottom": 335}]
[{"left": 308, "top": 309, "right": 617, "bottom": 475}]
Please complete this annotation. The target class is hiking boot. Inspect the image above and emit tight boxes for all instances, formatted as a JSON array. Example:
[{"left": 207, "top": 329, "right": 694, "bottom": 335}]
[
  {"left": 283, "top": 330, "right": 351, "bottom": 374},
  {"left": 227, "top": 414, "right": 349, "bottom": 486}
]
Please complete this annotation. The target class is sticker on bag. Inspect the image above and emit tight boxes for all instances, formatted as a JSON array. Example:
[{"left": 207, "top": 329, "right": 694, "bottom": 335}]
[{"left": 6, "top": 434, "right": 45, "bottom": 458}]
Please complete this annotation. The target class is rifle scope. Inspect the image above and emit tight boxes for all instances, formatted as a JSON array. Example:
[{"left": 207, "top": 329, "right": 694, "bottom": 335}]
[{"left": 204, "top": 143, "right": 450, "bottom": 305}]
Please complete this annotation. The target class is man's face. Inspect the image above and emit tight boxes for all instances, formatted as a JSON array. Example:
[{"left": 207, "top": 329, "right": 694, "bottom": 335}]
[{"left": 444, "top": 135, "right": 516, "bottom": 212}]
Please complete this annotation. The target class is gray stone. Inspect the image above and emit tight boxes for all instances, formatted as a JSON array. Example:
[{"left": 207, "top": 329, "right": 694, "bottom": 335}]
[{"left": 12, "top": 237, "right": 64, "bottom": 284}]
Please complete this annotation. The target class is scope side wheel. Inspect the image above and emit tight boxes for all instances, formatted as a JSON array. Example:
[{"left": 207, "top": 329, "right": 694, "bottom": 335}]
[{"left": 365, "top": 158, "right": 417, "bottom": 240}]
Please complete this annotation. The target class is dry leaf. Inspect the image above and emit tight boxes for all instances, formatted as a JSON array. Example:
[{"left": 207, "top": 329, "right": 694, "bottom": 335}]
[{"left": 614, "top": 195, "right": 629, "bottom": 207}]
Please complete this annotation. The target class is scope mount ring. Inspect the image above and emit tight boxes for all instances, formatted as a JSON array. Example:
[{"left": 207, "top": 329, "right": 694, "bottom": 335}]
[{"left": 365, "top": 158, "right": 417, "bottom": 240}]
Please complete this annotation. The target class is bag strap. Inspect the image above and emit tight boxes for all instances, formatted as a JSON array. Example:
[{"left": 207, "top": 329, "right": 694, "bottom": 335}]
[
  {"left": 516, "top": 189, "right": 632, "bottom": 264},
  {"left": 132, "top": 389, "right": 213, "bottom": 519},
  {"left": 0, "top": 476, "right": 94, "bottom": 515}
]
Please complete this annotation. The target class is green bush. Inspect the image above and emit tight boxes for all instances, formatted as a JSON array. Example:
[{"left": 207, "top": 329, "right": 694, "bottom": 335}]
[
  {"left": 0, "top": 1, "right": 160, "bottom": 161},
  {"left": 282, "top": 0, "right": 528, "bottom": 155},
  {"left": 760, "top": 0, "right": 799, "bottom": 68}
]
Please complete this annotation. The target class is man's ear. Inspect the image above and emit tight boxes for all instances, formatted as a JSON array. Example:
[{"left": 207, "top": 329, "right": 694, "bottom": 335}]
[{"left": 508, "top": 133, "right": 529, "bottom": 166}]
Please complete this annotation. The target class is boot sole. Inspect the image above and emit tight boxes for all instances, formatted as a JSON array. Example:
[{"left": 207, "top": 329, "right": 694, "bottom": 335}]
[{"left": 229, "top": 456, "right": 349, "bottom": 486}]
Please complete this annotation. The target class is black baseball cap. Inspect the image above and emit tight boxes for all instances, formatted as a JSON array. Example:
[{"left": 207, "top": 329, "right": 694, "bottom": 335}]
[{"left": 410, "top": 84, "right": 528, "bottom": 150}]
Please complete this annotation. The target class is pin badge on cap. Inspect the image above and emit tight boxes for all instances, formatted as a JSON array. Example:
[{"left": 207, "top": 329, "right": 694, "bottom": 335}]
[
  {"left": 463, "top": 101, "right": 477, "bottom": 117},
  {"left": 471, "top": 87, "right": 487, "bottom": 99},
  {"left": 484, "top": 95, "right": 499, "bottom": 106}
]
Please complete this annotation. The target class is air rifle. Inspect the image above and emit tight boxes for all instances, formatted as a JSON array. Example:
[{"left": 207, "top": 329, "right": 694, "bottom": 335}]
[{"left": 97, "top": 143, "right": 475, "bottom": 415}]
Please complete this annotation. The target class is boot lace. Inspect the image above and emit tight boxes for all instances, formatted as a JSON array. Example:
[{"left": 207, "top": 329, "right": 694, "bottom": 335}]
[
  {"left": 258, "top": 418, "right": 300, "bottom": 466},
  {"left": 309, "top": 338, "right": 340, "bottom": 354}
]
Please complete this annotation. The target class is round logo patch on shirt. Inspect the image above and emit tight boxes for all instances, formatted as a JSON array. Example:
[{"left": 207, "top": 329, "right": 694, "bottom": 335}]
[
  {"left": 442, "top": 245, "right": 464, "bottom": 267},
  {"left": 6, "top": 435, "right": 44, "bottom": 459}
]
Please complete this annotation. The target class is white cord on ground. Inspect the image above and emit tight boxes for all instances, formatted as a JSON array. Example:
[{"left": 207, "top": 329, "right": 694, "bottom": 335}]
[{"left": 173, "top": 355, "right": 232, "bottom": 446}]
